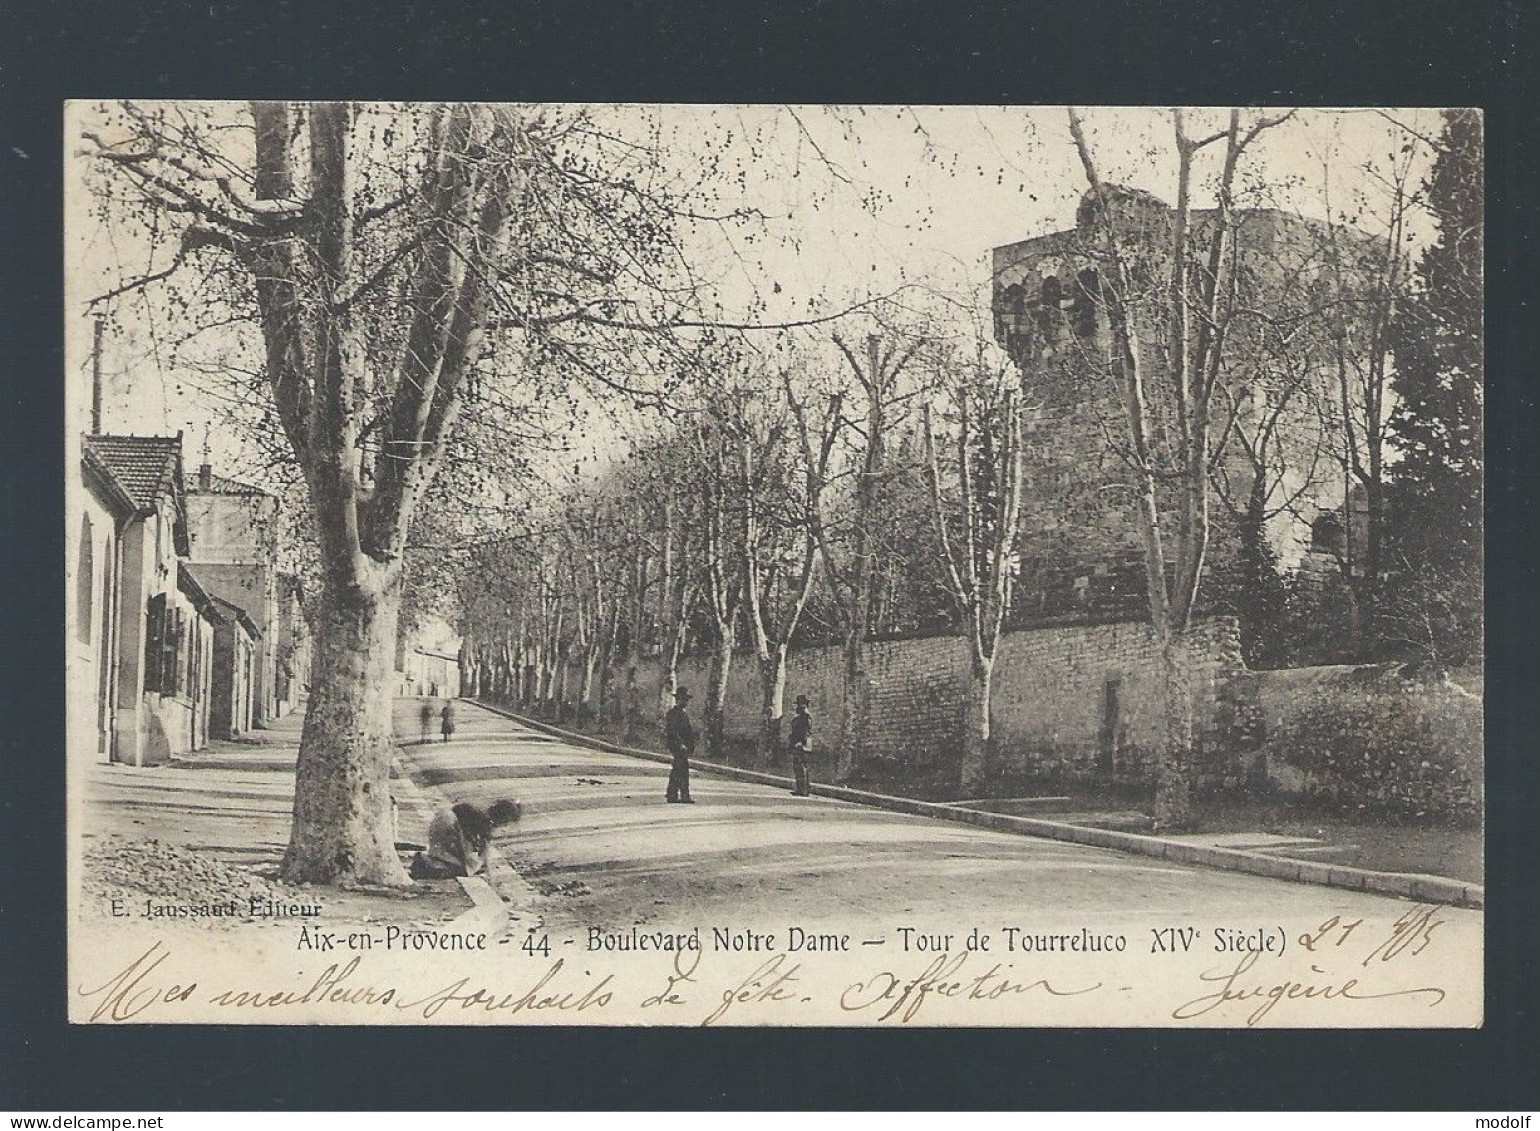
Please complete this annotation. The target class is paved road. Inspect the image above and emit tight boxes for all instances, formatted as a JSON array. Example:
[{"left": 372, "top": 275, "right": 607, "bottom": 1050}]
[{"left": 395, "top": 699, "right": 1482, "bottom": 942}]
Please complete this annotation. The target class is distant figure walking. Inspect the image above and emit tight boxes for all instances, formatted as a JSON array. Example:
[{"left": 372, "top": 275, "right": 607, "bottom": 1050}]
[
  {"left": 788, "top": 694, "right": 813, "bottom": 796},
  {"left": 664, "top": 687, "right": 697, "bottom": 804},
  {"left": 410, "top": 799, "right": 522, "bottom": 879},
  {"left": 419, "top": 700, "right": 434, "bottom": 744},
  {"left": 440, "top": 700, "right": 456, "bottom": 742}
]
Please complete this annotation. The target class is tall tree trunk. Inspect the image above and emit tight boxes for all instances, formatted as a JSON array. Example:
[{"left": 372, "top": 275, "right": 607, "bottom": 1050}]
[
  {"left": 623, "top": 663, "right": 642, "bottom": 743},
  {"left": 959, "top": 655, "right": 994, "bottom": 796},
  {"left": 579, "top": 645, "right": 599, "bottom": 721},
  {"left": 283, "top": 571, "right": 406, "bottom": 885},
  {"left": 458, "top": 646, "right": 474, "bottom": 701},
  {"left": 757, "top": 643, "right": 789, "bottom": 760},
  {"left": 537, "top": 648, "right": 554, "bottom": 714},
  {"left": 704, "top": 626, "right": 734, "bottom": 759},
  {"left": 553, "top": 647, "right": 571, "bottom": 720},
  {"left": 1153, "top": 632, "right": 1196, "bottom": 827},
  {"left": 835, "top": 631, "right": 867, "bottom": 782},
  {"left": 661, "top": 618, "right": 686, "bottom": 716}
]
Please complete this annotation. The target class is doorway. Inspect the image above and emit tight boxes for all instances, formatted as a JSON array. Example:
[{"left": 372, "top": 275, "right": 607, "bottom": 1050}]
[{"left": 1096, "top": 676, "right": 1122, "bottom": 774}]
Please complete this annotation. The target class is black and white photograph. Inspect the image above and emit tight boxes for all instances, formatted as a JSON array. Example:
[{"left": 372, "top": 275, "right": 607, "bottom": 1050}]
[{"left": 63, "top": 102, "right": 1484, "bottom": 1026}]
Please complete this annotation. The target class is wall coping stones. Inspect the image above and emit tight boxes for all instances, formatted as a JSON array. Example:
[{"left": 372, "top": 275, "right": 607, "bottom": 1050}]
[{"left": 473, "top": 698, "right": 1483, "bottom": 910}]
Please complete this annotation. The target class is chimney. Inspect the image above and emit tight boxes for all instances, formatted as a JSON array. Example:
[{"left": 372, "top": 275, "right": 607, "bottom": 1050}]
[
  {"left": 90, "top": 316, "right": 104, "bottom": 434},
  {"left": 199, "top": 462, "right": 212, "bottom": 490}
]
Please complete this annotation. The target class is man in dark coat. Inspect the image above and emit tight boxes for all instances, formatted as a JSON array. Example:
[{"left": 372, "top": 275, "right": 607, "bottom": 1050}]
[
  {"left": 663, "top": 687, "right": 697, "bottom": 804},
  {"left": 787, "top": 694, "right": 813, "bottom": 796}
]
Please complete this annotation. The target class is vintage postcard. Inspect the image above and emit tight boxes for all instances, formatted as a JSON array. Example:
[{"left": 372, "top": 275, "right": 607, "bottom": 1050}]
[{"left": 65, "top": 102, "right": 1483, "bottom": 1026}]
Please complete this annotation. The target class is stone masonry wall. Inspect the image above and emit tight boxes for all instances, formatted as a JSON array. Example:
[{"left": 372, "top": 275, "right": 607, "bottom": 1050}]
[
  {"left": 574, "top": 615, "right": 1245, "bottom": 792},
  {"left": 989, "top": 616, "right": 1244, "bottom": 787},
  {"left": 488, "top": 615, "right": 1480, "bottom": 814}
]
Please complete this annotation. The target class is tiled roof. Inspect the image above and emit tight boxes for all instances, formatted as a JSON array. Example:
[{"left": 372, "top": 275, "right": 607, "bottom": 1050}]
[
  {"left": 209, "top": 594, "right": 262, "bottom": 638},
  {"left": 176, "top": 561, "right": 220, "bottom": 617},
  {"left": 186, "top": 563, "right": 267, "bottom": 633},
  {"left": 80, "top": 445, "right": 138, "bottom": 517},
  {"left": 190, "top": 469, "right": 272, "bottom": 497},
  {"left": 83, "top": 434, "right": 184, "bottom": 512}
]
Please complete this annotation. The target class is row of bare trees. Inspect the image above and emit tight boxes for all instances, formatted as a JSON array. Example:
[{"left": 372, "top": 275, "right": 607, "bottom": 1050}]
[
  {"left": 82, "top": 100, "right": 1473, "bottom": 882},
  {"left": 452, "top": 109, "right": 1462, "bottom": 830},
  {"left": 455, "top": 324, "right": 984, "bottom": 783},
  {"left": 452, "top": 305, "right": 1059, "bottom": 801}
]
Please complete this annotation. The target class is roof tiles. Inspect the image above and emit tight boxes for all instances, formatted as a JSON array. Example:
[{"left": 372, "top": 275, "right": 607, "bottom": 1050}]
[{"left": 82, "top": 434, "right": 184, "bottom": 512}]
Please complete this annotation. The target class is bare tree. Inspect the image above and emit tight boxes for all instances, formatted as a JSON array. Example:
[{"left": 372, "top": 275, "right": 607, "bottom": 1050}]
[
  {"left": 813, "top": 331, "right": 923, "bottom": 781},
  {"left": 921, "top": 351, "right": 1026, "bottom": 793},
  {"left": 1066, "top": 106, "right": 1294, "bottom": 826},
  {"left": 1319, "top": 142, "right": 1421, "bottom": 636},
  {"left": 746, "top": 377, "right": 842, "bottom": 758},
  {"left": 688, "top": 395, "right": 750, "bottom": 759},
  {"left": 84, "top": 100, "right": 725, "bottom": 883}
]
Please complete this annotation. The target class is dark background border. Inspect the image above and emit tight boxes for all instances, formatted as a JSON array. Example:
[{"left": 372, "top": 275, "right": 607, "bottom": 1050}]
[{"left": 2, "top": 0, "right": 1535, "bottom": 1111}]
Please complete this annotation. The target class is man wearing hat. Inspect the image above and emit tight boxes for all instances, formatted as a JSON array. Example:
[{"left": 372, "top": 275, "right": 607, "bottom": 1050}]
[
  {"left": 663, "top": 687, "right": 697, "bottom": 803},
  {"left": 787, "top": 694, "right": 814, "bottom": 796}
]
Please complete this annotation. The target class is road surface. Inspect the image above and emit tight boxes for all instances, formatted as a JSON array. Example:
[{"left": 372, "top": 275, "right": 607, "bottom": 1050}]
[{"left": 395, "top": 699, "right": 1479, "bottom": 940}]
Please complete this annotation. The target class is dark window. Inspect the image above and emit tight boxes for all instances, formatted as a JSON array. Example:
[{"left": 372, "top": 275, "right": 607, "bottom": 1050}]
[
  {"left": 185, "top": 616, "right": 195, "bottom": 699},
  {"left": 143, "top": 594, "right": 187, "bottom": 697},
  {"left": 1311, "top": 510, "right": 1345, "bottom": 557},
  {"left": 1040, "top": 275, "right": 1062, "bottom": 308},
  {"left": 1073, "top": 268, "right": 1101, "bottom": 336}
]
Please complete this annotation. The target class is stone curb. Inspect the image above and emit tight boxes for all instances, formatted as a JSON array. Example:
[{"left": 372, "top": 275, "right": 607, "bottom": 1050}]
[{"left": 473, "top": 699, "right": 1483, "bottom": 911}]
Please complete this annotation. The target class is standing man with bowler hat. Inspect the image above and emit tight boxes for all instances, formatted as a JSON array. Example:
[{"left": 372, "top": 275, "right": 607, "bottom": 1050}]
[
  {"left": 788, "top": 694, "right": 813, "bottom": 796},
  {"left": 664, "top": 687, "right": 697, "bottom": 803}
]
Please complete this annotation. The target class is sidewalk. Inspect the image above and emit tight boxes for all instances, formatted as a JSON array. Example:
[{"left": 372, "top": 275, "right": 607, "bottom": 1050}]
[{"left": 79, "top": 708, "right": 474, "bottom": 930}]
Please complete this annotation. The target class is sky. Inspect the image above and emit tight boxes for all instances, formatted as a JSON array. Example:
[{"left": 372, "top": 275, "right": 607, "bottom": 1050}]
[
  {"left": 635, "top": 105, "right": 1442, "bottom": 322},
  {"left": 65, "top": 103, "right": 1447, "bottom": 493}
]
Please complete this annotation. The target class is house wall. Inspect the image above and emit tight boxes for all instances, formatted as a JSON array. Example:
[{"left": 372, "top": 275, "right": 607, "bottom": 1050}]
[
  {"left": 189, "top": 607, "right": 214, "bottom": 750},
  {"left": 114, "top": 498, "right": 202, "bottom": 765},
  {"left": 235, "top": 630, "right": 256, "bottom": 735},
  {"left": 67, "top": 489, "right": 123, "bottom": 764},
  {"left": 188, "top": 562, "right": 277, "bottom": 724},
  {"left": 113, "top": 517, "right": 151, "bottom": 764},
  {"left": 273, "top": 582, "right": 309, "bottom": 717},
  {"left": 186, "top": 491, "right": 278, "bottom": 564},
  {"left": 210, "top": 621, "right": 260, "bottom": 738},
  {"left": 209, "top": 620, "right": 237, "bottom": 739},
  {"left": 403, "top": 651, "right": 461, "bottom": 699},
  {"left": 187, "top": 490, "right": 282, "bottom": 723}
]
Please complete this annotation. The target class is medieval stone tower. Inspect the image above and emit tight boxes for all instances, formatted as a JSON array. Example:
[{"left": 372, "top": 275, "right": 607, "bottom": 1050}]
[{"left": 991, "top": 186, "right": 1373, "bottom": 622}]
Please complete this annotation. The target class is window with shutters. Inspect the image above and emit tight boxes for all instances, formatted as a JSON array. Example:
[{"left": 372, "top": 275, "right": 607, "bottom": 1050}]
[
  {"left": 186, "top": 615, "right": 198, "bottom": 700},
  {"left": 144, "top": 593, "right": 167, "bottom": 694},
  {"left": 168, "top": 606, "right": 186, "bottom": 697}
]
